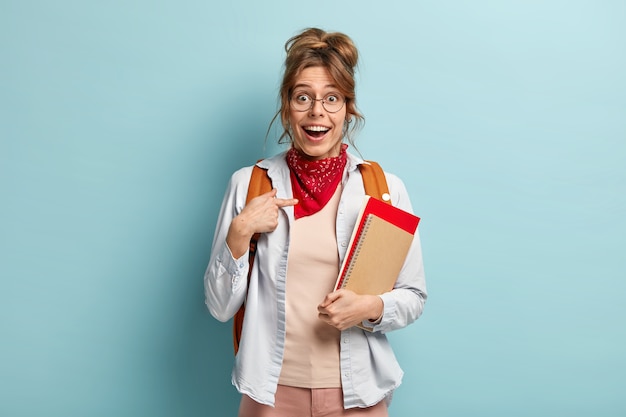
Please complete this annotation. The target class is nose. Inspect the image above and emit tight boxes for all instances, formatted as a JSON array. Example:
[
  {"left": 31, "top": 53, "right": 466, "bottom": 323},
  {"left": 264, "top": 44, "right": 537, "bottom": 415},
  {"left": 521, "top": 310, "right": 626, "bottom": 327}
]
[{"left": 309, "top": 99, "right": 325, "bottom": 116}]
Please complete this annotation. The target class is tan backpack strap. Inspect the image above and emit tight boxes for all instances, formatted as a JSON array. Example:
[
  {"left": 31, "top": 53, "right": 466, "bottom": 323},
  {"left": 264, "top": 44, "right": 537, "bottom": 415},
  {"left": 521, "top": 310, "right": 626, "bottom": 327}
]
[
  {"left": 233, "top": 163, "right": 272, "bottom": 355},
  {"left": 246, "top": 165, "right": 273, "bottom": 204},
  {"left": 359, "top": 161, "right": 392, "bottom": 205}
]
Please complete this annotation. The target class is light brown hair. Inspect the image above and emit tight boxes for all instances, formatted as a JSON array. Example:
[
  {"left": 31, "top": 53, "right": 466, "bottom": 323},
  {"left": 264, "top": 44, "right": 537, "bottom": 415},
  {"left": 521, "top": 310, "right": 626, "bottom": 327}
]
[{"left": 270, "top": 28, "right": 364, "bottom": 146}]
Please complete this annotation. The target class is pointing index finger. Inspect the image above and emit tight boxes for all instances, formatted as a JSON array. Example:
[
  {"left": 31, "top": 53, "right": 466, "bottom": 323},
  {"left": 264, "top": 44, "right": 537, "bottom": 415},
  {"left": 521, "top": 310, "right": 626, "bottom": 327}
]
[{"left": 275, "top": 197, "right": 299, "bottom": 208}]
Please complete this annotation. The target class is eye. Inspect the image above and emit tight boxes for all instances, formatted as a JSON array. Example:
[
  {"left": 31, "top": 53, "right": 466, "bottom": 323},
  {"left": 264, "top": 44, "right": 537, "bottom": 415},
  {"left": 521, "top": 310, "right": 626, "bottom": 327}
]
[
  {"left": 325, "top": 94, "right": 339, "bottom": 103},
  {"left": 295, "top": 94, "right": 311, "bottom": 103}
]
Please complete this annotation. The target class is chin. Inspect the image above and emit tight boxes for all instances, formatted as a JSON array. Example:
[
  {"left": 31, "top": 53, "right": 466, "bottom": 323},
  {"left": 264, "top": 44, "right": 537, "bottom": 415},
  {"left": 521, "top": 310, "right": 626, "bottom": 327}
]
[{"left": 293, "top": 140, "right": 343, "bottom": 161}]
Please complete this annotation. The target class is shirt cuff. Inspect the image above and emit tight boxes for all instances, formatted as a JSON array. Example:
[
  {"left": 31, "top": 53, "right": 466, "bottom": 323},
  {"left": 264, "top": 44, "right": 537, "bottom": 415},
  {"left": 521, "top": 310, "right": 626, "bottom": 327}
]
[
  {"left": 216, "top": 243, "right": 249, "bottom": 288},
  {"left": 360, "top": 296, "right": 384, "bottom": 329}
]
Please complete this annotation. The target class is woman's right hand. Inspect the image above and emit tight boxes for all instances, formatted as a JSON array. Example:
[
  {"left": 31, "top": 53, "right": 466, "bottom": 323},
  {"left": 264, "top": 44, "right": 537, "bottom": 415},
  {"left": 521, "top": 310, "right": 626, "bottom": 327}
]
[{"left": 226, "top": 189, "right": 298, "bottom": 258}]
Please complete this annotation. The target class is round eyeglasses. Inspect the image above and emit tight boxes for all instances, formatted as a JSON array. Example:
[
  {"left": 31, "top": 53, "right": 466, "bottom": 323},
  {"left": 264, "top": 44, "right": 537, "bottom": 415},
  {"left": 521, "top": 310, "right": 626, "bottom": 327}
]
[{"left": 290, "top": 93, "right": 346, "bottom": 113}]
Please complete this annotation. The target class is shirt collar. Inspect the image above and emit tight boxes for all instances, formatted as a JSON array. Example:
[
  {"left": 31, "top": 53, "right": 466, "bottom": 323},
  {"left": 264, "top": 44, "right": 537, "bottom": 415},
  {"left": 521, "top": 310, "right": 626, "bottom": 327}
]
[{"left": 257, "top": 149, "right": 367, "bottom": 172}]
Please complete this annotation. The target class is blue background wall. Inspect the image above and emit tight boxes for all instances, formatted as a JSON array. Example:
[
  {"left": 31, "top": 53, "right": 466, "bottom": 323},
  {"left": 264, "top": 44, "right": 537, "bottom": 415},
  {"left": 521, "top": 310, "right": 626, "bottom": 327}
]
[{"left": 1, "top": 1, "right": 624, "bottom": 416}]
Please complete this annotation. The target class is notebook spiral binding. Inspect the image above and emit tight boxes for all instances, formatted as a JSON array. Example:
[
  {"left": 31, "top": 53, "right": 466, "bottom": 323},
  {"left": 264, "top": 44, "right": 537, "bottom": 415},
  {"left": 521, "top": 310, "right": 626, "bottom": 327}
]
[{"left": 340, "top": 214, "right": 374, "bottom": 288}]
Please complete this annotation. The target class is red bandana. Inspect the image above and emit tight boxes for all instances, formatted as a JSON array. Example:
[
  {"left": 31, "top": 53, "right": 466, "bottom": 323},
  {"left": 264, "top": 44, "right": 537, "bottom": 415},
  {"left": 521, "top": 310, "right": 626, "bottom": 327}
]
[{"left": 287, "top": 144, "right": 348, "bottom": 219}]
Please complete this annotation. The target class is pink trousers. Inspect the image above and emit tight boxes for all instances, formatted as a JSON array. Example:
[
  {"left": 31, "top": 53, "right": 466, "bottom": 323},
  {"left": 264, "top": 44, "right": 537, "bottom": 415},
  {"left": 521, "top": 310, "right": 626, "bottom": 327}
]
[{"left": 238, "top": 385, "right": 388, "bottom": 417}]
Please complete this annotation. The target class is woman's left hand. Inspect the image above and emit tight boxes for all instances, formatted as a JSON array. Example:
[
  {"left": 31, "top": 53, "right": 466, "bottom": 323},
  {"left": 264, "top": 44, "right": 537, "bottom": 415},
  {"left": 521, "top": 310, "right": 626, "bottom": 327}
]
[{"left": 317, "top": 290, "right": 383, "bottom": 331}]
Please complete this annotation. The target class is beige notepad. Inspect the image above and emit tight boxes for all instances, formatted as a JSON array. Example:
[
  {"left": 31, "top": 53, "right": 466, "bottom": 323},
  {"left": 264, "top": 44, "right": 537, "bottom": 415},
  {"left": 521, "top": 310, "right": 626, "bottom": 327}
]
[{"left": 336, "top": 213, "right": 414, "bottom": 295}]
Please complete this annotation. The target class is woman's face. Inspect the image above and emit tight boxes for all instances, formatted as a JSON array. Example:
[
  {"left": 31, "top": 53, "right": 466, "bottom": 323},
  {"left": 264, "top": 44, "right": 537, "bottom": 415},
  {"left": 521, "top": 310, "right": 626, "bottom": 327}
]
[{"left": 288, "top": 66, "right": 347, "bottom": 160}]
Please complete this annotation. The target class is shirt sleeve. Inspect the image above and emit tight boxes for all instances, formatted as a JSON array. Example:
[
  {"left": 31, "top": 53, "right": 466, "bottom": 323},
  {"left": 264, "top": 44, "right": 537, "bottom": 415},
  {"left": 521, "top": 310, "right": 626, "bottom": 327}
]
[
  {"left": 364, "top": 173, "right": 428, "bottom": 333},
  {"left": 204, "top": 166, "right": 254, "bottom": 322}
]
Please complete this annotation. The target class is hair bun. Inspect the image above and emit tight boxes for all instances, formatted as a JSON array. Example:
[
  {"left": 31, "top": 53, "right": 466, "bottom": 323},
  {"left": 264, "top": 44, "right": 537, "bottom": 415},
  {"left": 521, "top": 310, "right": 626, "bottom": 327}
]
[
  {"left": 286, "top": 28, "right": 359, "bottom": 73},
  {"left": 323, "top": 34, "right": 358, "bottom": 69}
]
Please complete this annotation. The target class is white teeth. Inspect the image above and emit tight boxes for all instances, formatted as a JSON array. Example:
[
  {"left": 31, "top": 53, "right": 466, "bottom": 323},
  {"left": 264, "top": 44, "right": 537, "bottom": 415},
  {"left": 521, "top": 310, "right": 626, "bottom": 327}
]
[{"left": 304, "top": 126, "right": 330, "bottom": 132}]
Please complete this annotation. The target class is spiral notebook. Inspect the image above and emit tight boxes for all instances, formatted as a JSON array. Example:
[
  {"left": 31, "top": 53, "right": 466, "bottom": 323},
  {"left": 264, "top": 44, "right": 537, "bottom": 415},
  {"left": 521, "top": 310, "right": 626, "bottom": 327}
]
[{"left": 334, "top": 196, "right": 420, "bottom": 296}]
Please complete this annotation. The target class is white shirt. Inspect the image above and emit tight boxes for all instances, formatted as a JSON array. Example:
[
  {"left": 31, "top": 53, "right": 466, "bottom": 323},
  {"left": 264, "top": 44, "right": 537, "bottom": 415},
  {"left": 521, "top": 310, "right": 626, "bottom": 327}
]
[{"left": 204, "top": 150, "right": 427, "bottom": 408}]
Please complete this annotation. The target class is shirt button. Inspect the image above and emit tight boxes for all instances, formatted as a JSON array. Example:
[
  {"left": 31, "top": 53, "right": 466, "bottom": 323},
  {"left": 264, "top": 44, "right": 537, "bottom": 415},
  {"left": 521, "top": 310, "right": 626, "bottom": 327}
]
[
  {"left": 341, "top": 242, "right": 347, "bottom": 247},
  {"left": 344, "top": 338, "right": 349, "bottom": 344}
]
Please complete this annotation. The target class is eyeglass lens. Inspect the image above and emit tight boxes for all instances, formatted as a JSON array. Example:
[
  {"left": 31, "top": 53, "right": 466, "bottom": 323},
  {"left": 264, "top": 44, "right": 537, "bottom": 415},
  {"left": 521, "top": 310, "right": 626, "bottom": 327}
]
[{"left": 291, "top": 94, "right": 345, "bottom": 113}]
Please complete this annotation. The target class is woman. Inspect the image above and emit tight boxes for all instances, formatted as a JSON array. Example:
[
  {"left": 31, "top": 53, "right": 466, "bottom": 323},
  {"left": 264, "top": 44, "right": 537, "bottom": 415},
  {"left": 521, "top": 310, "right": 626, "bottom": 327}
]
[{"left": 205, "top": 28, "right": 427, "bottom": 417}]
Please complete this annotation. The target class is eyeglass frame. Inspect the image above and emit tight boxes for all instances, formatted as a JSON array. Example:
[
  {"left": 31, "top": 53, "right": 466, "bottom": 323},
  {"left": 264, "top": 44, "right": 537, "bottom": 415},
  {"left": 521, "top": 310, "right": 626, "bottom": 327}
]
[{"left": 289, "top": 92, "right": 346, "bottom": 113}]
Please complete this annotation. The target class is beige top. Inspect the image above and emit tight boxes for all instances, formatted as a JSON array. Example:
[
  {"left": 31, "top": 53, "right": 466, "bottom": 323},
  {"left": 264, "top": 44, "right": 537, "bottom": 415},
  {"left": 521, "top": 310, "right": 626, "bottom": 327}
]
[{"left": 278, "top": 186, "right": 342, "bottom": 388}]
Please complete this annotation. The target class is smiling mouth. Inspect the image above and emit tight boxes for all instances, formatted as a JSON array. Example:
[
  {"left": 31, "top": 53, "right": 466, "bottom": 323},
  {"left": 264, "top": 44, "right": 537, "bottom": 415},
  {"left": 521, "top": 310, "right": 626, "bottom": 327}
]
[{"left": 303, "top": 125, "right": 330, "bottom": 139}]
